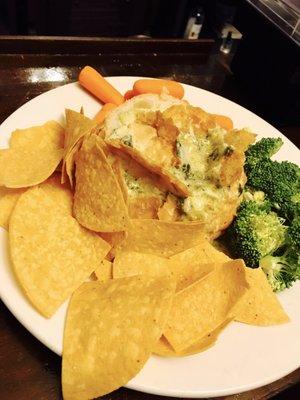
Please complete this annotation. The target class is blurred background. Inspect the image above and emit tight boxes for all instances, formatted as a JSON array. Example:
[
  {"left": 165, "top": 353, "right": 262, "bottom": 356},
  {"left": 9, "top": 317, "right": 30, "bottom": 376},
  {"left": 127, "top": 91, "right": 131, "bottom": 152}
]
[{"left": 0, "top": 0, "right": 299, "bottom": 128}]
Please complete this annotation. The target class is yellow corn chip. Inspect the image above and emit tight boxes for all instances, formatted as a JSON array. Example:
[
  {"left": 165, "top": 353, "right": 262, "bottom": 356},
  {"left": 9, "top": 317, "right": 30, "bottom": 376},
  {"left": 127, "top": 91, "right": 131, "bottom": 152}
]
[
  {"left": 163, "top": 260, "right": 248, "bottom": 352},
  {"left": 113, "top": 251, "right": 170, "bottom": 279},
  {"left": 9, "top": 120, "right": 63, "bottom": 148},
  {"left": 225, "top": 128, "right": 256, "bottom": 153},
  {"left": 98, "top": 231, "right": 127, "bottom": 260},
  {"left": 62, "top": 276, "right": 175, "bottom": 399},
  {"left": 113, "top": 250, "right": 214, "bottom": 292},
  {"left": 64, "top": 137, "right": 84, "bottom": 187},
  {"left": 154, "top": 318, "right": 232, "bottom": 357},
  {"left": 158, "top": 193, "right": 180, "bottom": 221},
  {"left": 171, "top": 240, "right": 231, "bottom": 264},
  {"left": 63, "top": 109, "right": 97, "bottom": 155},
  {"left": 116, "top": 219, "right": 205, "bottom": 257},
  {"left": 0, "top": 187, "right": 26, "bottom": 229},
  {"left": 232, "top": 266, "right": 289, "bottom": 325},
  {"left": 154, "top": 335, "right": 215, "bottom": 357},
  {"left": 0, "top": 121, "right": 64, "bottom": 188},
  {"left": 94, "top": 259, "right": 112, "bottom": 281},
  {"left": 108, "top": 141, "right": 189, "bottom": 197},
  {"left": 73, "top": 134, "right": 130, "bottom": 232},
  {"left": 171, "top": 261, "right": 216, "bottom": 292},
  {"left": 61, "top": 109, "right": 97, "bottom": 185},
  {"left": 112, "top": 151, "right": 165, "bottom": 219},
  {"left": 9, "top": 177, "right": 110, "bottom": 317}
]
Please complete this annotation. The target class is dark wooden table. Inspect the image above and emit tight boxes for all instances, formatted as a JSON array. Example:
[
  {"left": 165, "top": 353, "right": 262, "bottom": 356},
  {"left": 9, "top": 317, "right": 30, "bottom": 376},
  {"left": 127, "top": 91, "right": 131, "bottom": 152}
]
[{"left": 0, "top": 36, "right": 299, "bottom": 400}]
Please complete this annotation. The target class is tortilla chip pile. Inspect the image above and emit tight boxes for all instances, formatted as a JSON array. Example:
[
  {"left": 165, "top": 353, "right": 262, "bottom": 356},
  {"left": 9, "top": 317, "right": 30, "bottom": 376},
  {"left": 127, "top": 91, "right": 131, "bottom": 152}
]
[{"left": 0, "top": 107, "right": 289, "bottom": 400}]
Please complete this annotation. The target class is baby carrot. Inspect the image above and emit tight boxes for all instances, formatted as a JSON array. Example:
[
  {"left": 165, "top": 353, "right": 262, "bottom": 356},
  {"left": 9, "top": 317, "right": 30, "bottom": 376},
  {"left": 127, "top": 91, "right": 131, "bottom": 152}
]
[
  {"left": 79, "top": 66, "right": 124, "bottom": 106},
  {"left": 124, "top": 89, "right": 135, "bottom": 100},
  {"left": 93, "top": 103, "right": 117, "bottom": 124},
  {"left": 133, "top": 79, "right": 184, "bottom": 99},
  {"left": 212, "top": 114, "right": 233, "bottom": 131}
]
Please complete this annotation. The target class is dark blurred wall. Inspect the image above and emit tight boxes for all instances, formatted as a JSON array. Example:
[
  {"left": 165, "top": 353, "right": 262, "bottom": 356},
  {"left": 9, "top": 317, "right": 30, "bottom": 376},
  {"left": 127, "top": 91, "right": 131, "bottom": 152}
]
[
  {"left": 231, "top": 1, "right": 300, "bottom": 126},
  {"left": 1, "top": 0, "right": 240, "bottom": 39}
]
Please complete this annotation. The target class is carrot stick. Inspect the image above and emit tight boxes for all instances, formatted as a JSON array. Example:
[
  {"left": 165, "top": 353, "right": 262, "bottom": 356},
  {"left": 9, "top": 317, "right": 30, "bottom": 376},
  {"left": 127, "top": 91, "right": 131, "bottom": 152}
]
[
  {"left": 133, "top": 79, "right": 184, "bottom": 99},
  {"left": 124, "top": 89, "right": 135, "bottom": 100},
  {"left": 212, "top": 114, "right": 233, "bottom": 131},
  {"left": 79, "top": 66, "right": 124, "bottom": 106},
  {"left": 93, "top": 103, "right": 117, "bottom": 124}
]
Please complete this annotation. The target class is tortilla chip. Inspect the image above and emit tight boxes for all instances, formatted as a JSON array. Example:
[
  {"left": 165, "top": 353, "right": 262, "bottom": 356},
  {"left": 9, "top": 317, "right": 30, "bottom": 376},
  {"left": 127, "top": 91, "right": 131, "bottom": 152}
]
[
  {"left": 154, "top": 319, "right": 232, "bottom": 357},
  {"left": 62, "top": 276, "right": 175, "bottom": 399},
  {"left": 116, "top": 219, "right": 205, "bottom": 257},
  {"left": 63, "top": 109, "right": 97, "bottom": 155},
  {"left": 128, "top": 197, "right": 162, "bottom": 219},
  {"left": 9, "top": 120, "right": 63, "bottom": 148},
  {"left": 108, "top": 141, "right": 189, "bottom": 197},
  {"left": 113, "top": 250, "right": 214, "bottom": 292},
  {"left": 98, "top": 231, "right": 126, "bottom": 260},
  {"left": 111, "top": 150, "right": 166, "bottom": 219},
  {"left": 73, "top": 134, "right": 130, "bottom": 232},
  {"left": 171, "top": 240, "right": 231, "bottom": 265},
  {"left": 0, "top": 187, "right": 26, "bottom": 229},
  {"left": 110, "top": 157, "right": 129, "bottom": 204},
  {"left": 61, "top": 109, "right": 98, "bottom": 185},
  {"left": 158, "top": 193, "right": 180, "bottom": 221},
  {"left": 232, "top": 267, "right": 289, "bottom": 325},
  {"left": 171, "top": 261, "right": 216, "bottom": 292},
  {"left": 64, "top": 137, "right": 84, "bottom": 187},
  {"left": 220, "top": 150, "right": 245, "bottom": 187},
  {"left": 94, "top": 259, "right": 112, "bottom": 281},
  {"left": 9, "top": 177, "right": 110, "bottom": 317},
  {"left": 154, "top": 334, "right": 215, "bottom": 357},
  {"left": 163, "top": 260, "right": 248, "bottom": 352},
  {"left": 225, "top": 128, "right": 256, "bottom": 153},
  {"left": 0, "top": 121, "right": 64, "bottom": 188},
  {"left": 113, "top": 251, "right": 170, "bottom": 279}
]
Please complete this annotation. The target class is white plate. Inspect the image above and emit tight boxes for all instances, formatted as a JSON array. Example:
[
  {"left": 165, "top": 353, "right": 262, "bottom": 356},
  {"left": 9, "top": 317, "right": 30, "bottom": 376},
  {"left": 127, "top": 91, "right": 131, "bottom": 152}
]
[{"left": 0, "top": 77, "right": 299, "bottom": 398}]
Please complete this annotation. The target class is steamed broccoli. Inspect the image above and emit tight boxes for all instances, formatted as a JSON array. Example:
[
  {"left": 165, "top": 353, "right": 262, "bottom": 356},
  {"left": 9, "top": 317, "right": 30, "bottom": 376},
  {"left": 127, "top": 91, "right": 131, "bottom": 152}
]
[
  {"left": 224, "top": 137, "right": 300, "bottom": 291},
  {"left": 245, "top": 138, "right": 300, "bottom": 222},
  {"left": 245, "top": 137, "right": 283, "bottom": 169},
  {"left": 226, "top": 200, "right": 286, "bottom": 268},
  {"left": 260, "top": 218, "right": 300, "bottom": 291}
]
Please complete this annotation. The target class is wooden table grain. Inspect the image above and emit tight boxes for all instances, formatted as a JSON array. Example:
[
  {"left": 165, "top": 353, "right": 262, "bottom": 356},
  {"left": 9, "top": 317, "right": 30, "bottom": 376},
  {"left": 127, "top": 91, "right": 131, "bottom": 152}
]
[{"left": 0, "top": 36, "right": 299, "bottom": 400}]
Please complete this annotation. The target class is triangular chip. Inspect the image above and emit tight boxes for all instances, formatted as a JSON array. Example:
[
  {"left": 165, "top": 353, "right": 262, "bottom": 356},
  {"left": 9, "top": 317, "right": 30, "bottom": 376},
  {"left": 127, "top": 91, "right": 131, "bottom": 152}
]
[
  {"left": 0, "top": 186, "right": 26, "bottom": 229},
  {"left": 232, "top": 266, "right": 289, "bottom": 325},
  {"left": 154, "top": 318, "right": 232, "bottom": 357},
  {"left": 94, "top": 259, "right": 112, "bottom": 282},
  {"left": 9, "top": 120, "right": 63, "bottom": 148},
  {"left": 158, "top": 193, "right": 180, "bottom": 221},
  {"left": 163, "top": 260, "right": 248, "bottom": 352},
  {"left": 112, "top": 151, "right": 166, "bottom": 219},
  {"left": 9, "top": 177, "right": 110, "bottom": 317},
  {"left": 171, "top": 240, "right": 231, "bottom": 264},
  {"left": 113, "top": 251, "right": 170, "bottom": 279},
  {"left": 63, "top": 109, "right": 97, "bottom": 155},
  {"left": 73, "top": 134, "right": 130, "bottom": 232},
  {"left": 64, "top": 137, "right": 84, "bottom": 187},
  {"left": 62, "top": 276, "right": 175, "bottom": 399},
  {"left": 0, "top": 121, "right": 64, "bottom": 188},
  {"left": 113, "top": 250, "right": 214, "bottom": 292},
  {"left": 61, "top": 109, "right": 97, "bottom": 185},
  {"left": 115, "top": 219, "right": 205, "bottom": 257}
]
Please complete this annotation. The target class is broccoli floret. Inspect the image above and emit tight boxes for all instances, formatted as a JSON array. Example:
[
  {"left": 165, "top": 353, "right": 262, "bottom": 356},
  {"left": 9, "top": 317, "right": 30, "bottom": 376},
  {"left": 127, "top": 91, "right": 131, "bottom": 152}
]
[
  {"left": 245, "top": 137, "right": 283, "bottom": 170},
  {"left": 259, "top": 217, "right": 300, "bottom": 291},
  {"left": 260, "top": 251, "right": 300, "bottom": 291},
  {"left": 245, "top": 150, "right": 300, "bottom": 222},
  {"left": 286, "top": 216, "right": 300, "bottom": 252},
  {"left": 226, "top": 200, "right": 286, "bottom": 268}
]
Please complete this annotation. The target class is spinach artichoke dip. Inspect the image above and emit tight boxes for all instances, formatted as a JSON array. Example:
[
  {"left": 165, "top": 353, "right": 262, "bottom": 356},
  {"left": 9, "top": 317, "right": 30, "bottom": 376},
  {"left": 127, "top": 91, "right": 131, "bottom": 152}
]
[{"left": 104, "top": 93, "right": 254, "bottom": 237}]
